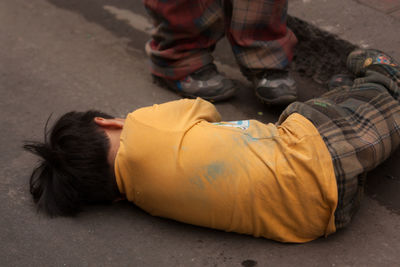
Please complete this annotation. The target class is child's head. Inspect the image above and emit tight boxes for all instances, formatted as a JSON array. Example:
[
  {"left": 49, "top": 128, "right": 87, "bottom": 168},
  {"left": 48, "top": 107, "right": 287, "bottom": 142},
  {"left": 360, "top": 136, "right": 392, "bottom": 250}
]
[{"left": 24, "top": 110, "right": 121, "bottom": 217}]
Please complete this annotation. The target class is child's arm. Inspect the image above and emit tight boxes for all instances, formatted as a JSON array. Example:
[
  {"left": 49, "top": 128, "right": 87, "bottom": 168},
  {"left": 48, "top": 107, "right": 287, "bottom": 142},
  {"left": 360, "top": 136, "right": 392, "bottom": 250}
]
[
  {"left": 175, "top": 98, "right": 221, "bottom": 123},
  {"left": 128, "top": 98, "right": 221, "bottom": 130}
]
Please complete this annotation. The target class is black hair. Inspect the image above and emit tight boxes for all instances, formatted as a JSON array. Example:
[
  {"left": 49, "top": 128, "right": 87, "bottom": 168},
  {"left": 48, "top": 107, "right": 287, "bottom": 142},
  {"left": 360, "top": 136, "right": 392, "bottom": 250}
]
[{"left": 23, "top": 110, "right": 121, "bottom": 217}]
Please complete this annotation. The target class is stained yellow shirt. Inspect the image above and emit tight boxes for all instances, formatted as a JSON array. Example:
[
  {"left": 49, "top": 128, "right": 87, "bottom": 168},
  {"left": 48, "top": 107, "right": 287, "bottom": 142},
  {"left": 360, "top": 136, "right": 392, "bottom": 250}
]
[{"left": 115, "top": 98, "right": 337, "bottom": 243}]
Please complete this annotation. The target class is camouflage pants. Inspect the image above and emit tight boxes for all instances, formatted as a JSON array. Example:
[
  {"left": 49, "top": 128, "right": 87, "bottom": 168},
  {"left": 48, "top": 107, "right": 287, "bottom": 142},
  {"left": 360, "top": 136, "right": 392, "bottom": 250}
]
[{"left": 278, "top": 70, "right": 400, "bottom": 228}]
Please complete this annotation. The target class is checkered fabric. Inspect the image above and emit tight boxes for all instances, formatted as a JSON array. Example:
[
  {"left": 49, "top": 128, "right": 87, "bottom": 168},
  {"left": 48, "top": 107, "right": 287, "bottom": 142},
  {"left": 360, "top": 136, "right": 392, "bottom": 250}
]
[
  {"left": 144, "top": 0, "right": 297, "bottom": 80},
  {"left": 347, "top": 49, "right": 400, "bottom": 82},
  {"left": 278, "top": 70, "right": 400, "bottom": 228}
]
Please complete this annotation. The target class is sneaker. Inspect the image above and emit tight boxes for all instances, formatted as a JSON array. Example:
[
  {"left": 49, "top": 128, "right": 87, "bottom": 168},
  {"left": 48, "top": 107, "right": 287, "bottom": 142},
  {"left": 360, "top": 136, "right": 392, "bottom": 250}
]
[
  {"left": 327, "top": 74, "right": 354, "bottom": 90},
  {"left": 152, "top": 64, "right": 237, "bottom": 102},
  {"left": 252, "top": 70, "right": 297, "bottom": 106},
  {"left": 347, "top": 49, "right": 399, "bottom": 77}
]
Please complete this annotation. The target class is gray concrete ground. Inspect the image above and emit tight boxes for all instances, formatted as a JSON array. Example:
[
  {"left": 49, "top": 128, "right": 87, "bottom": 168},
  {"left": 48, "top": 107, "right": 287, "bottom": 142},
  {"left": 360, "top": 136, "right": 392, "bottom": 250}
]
[
  {"left": 290, "top": 0, "right": 400, "bottom": 61},
  {"left": 1, "top": 0, "right": 400, "bottom": 266}
]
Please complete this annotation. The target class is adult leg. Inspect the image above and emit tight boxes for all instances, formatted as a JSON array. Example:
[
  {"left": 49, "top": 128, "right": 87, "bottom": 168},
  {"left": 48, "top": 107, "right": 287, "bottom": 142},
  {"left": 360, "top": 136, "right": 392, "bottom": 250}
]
[
  {"left": 278, "top": 50, "right": 400, "bottom": 228},
  {"left": 144, "top": 0, "right": 236, "bottom": 101},
  {"left": 225, "top": 0, "right": 298, "bottom": 105}
]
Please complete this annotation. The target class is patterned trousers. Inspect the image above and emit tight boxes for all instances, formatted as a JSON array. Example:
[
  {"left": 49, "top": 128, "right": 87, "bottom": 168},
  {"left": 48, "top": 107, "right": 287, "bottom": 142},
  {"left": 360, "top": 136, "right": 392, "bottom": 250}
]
[
  {"left": 278, "top": 68, "right": 400, "bottom": 229},
  {"left": 143, "top": 0, "right": 297, "bottom": 80}
]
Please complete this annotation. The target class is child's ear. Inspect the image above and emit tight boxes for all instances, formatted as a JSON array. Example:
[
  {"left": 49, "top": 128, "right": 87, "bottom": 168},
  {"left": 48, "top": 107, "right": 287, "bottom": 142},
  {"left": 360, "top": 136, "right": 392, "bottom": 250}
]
[{"left": 94, "top": 117, "right": 124, "bottom": 129}]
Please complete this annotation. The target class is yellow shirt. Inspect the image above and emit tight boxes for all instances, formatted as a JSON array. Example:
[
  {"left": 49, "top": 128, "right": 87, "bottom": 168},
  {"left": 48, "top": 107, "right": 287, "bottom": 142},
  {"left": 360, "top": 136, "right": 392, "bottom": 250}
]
[{"left": 115, "top": 98, "right": 338, "bottom": 243}]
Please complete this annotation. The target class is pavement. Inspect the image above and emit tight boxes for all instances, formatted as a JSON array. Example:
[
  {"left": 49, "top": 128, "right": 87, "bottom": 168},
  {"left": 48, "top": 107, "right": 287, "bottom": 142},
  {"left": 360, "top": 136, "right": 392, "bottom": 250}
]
[
  {"left": 290, "top": 0, "right": 400, "bottom": 60},
  {"left": 1, "top": 0, "right": 399, "bottom": 266}
]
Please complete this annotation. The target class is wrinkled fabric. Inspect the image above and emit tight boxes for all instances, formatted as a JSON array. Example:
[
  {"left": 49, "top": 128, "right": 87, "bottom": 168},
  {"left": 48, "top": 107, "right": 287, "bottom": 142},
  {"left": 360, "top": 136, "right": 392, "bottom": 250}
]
[
  {"left": 279, "top": 71, "right": 400, "bottom": 228},
  {"left": 115, "top": 98, "right": 336, "bottom": 243},
  {"left": 144, "top": 0, "right": 297, "bottom": 80}
]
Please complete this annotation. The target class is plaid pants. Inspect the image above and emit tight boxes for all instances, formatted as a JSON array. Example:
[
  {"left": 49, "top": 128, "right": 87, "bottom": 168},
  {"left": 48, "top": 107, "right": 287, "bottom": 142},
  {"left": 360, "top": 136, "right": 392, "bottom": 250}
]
[
  {"left": 278, "top": 70, "right": 400, "bottom": 228},
  {"left": 144, "top": 0, "right": 297, "bottom": 80}
]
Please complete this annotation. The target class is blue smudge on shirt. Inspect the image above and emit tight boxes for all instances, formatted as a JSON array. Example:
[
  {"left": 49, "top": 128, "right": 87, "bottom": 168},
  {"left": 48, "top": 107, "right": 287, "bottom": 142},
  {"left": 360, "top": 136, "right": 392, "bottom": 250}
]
[
  {"left": 243, "top": 134, "right": 258, "bottom": 143},
  {"left": 189, "top": 175, "right": 204, "bottom": 190},
  {"left": 190, "top": 162, "right": 226, "bottom": 189},
  {"left": 204, "top": 162, "right": 225, "bottom": 183}
]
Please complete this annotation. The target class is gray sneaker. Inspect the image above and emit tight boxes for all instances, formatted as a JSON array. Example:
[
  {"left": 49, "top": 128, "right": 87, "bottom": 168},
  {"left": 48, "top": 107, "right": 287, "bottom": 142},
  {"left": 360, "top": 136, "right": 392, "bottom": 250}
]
[
  {"left": 252, "top": 70, "right": 297, "bottom": 106},
  {"left": 153, "top": 64, "right": 237, "bottom": 102}
]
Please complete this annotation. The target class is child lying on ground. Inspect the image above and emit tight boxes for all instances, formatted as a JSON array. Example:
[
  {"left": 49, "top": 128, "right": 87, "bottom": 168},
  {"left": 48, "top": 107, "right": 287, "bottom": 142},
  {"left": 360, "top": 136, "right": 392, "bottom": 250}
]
[{"left": 24, "top": 49, "right": 400, "bottom": 243}]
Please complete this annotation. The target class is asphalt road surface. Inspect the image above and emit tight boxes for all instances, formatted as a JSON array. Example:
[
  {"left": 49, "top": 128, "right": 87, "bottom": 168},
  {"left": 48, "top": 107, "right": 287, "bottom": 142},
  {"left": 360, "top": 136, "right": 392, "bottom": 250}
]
[{"left": 1, "top": 0, "right": 399, "bottom": 266}]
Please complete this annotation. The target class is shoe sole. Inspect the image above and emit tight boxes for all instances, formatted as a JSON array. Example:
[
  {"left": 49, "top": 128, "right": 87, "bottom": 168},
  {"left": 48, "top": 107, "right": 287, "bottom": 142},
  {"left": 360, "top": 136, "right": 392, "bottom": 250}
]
[
  {"left": 254, "top": 84, "right": 297, "bottom": 106},
  {"left": 255, "top": 92, "right": 297, "bottom": 106},
  {"left": 152, "top": 75, "right": 237, "bottom": 102}
]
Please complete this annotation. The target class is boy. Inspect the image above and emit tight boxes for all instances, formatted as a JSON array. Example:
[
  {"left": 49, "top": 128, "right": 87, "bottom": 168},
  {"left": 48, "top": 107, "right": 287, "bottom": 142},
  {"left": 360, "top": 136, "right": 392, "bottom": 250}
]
[{"left": 24, "top": 49, "right": 400, "bottom": 243}]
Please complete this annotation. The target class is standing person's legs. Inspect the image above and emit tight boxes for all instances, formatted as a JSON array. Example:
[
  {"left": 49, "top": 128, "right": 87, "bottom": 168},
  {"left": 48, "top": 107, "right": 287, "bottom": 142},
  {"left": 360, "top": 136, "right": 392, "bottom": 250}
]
[
  {"left": 225, "top": 0, "right": 298, "bottom": 105},
  {"left": 144, "top": 0, "right": 237, "bottom": 101},
  {"left": 277, "top": 50, "right": 400, "bottom": 228}
]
